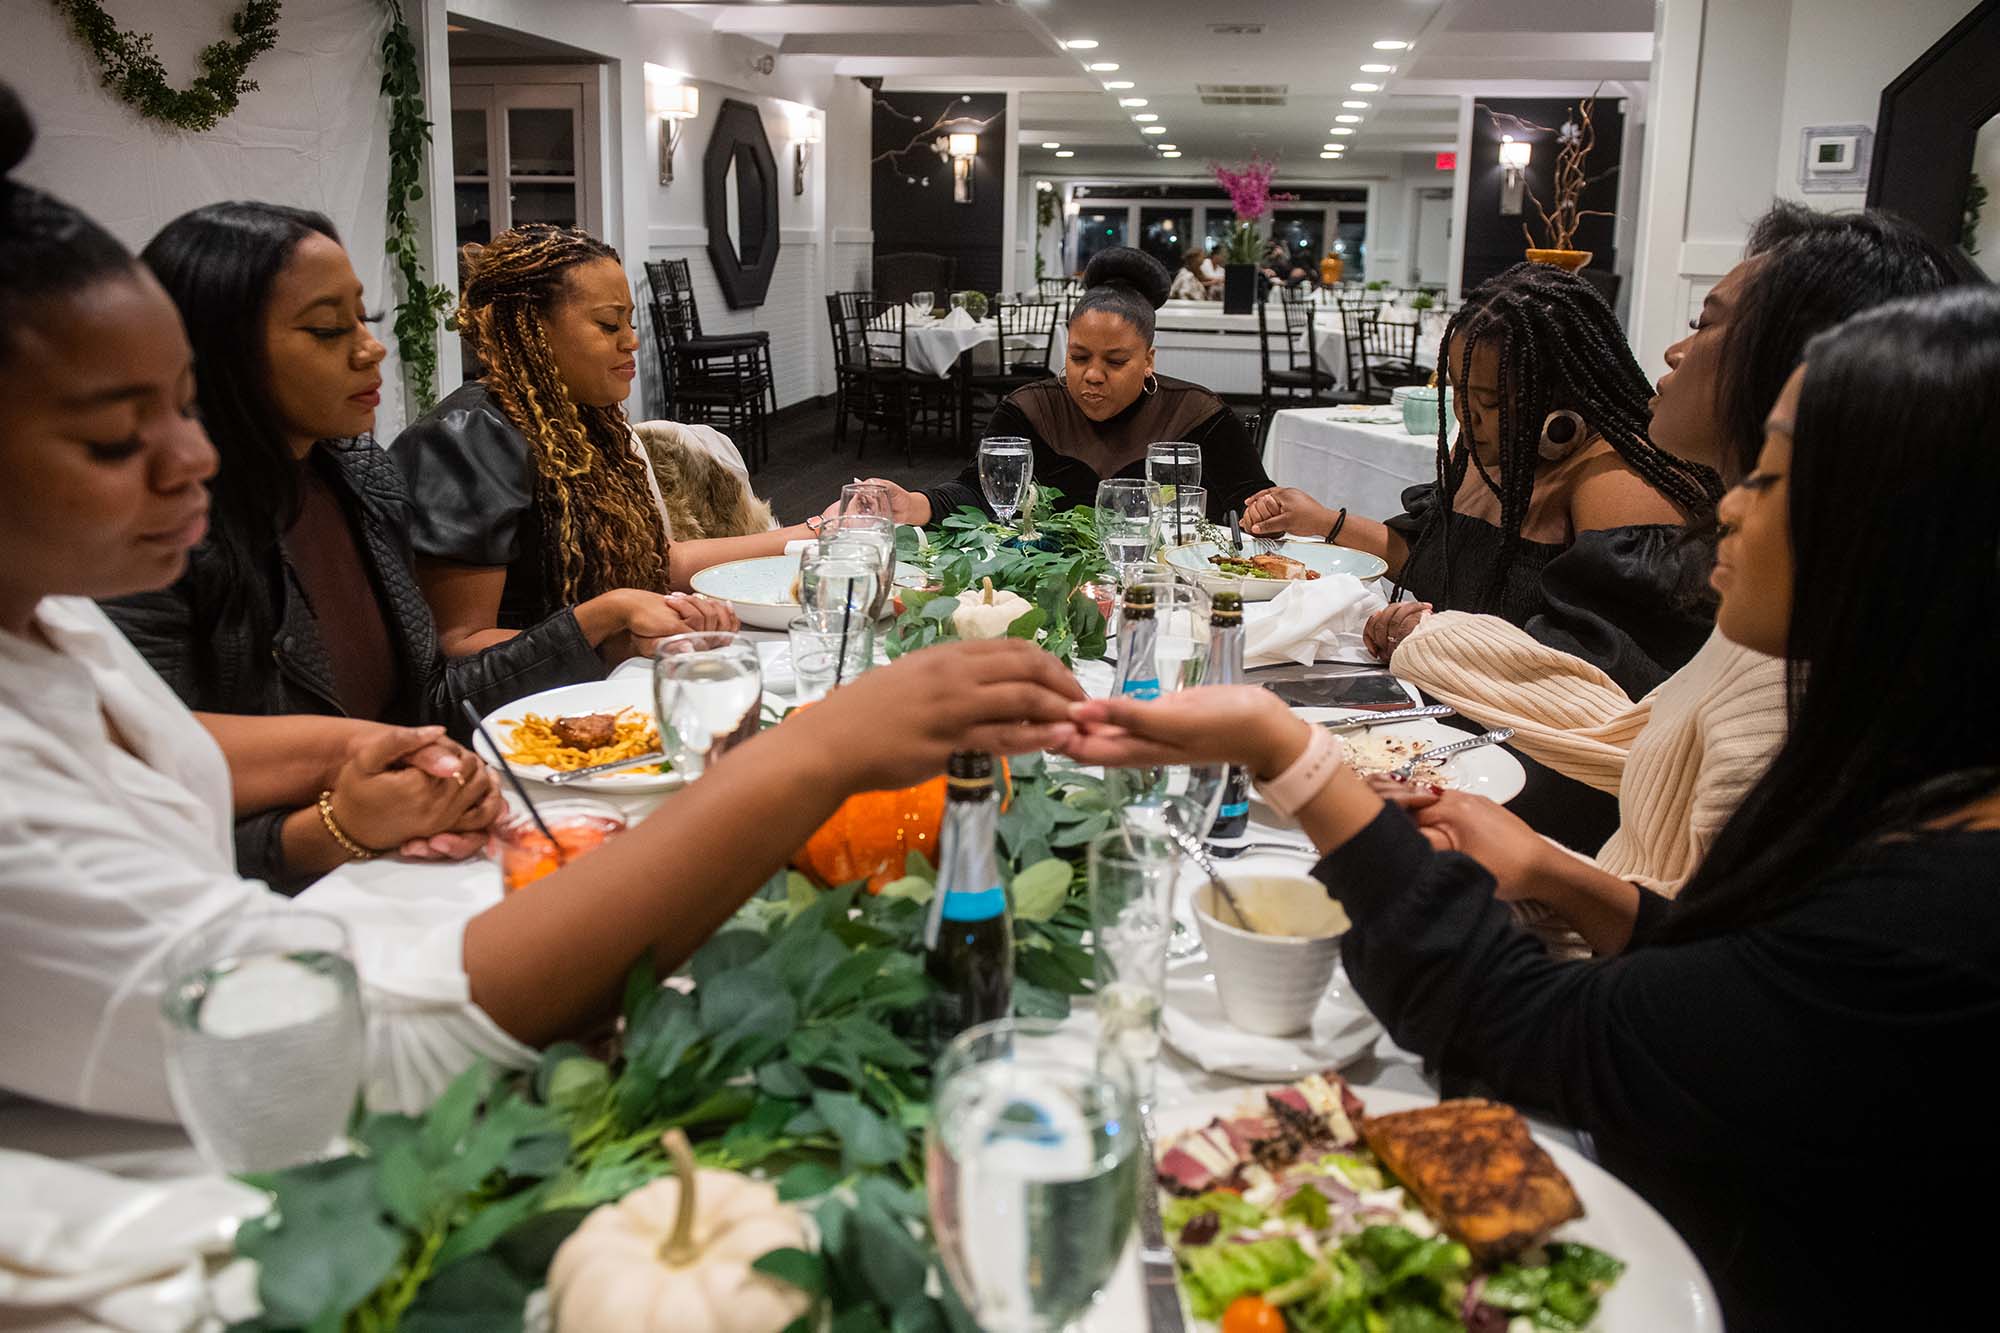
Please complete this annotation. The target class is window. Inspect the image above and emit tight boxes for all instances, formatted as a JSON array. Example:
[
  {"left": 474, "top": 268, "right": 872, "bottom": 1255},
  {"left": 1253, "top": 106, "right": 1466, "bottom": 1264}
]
[
  {"left": 1139, "top": 208, "right": 1193, "bottom": 272},
  {"left": 450, "top": 66, "right": 604, "bottom": 255},
  {"left": 1074, "top": 210, "right": 1127, "bottom": 272},
  {"left": 1269, "top": 210, "right": 1325, "bottom": 276}
]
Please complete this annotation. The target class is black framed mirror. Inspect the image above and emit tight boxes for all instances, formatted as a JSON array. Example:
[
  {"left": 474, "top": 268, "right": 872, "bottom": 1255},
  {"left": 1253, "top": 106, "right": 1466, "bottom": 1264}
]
[
  {"left": 704, "top": 98, "right": 780, "bottom": 308},
  {"left": 1866, "top": 0, "right": 2000, "bottom": 250}
]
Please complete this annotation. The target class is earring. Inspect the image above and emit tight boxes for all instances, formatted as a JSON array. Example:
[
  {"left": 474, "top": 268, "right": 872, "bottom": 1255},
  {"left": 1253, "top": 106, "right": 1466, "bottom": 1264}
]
[
  {"left": 1142, "top": 372, "right": 1159, "bottom": 396},
  {"left": 1538, "top": 410, "right": 1587, "bottom": 461}
]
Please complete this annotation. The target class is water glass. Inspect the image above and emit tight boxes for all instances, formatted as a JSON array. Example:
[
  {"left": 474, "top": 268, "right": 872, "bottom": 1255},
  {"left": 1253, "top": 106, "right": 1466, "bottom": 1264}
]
[
  {"left": 1087, "top": 828, "right": 1179, "bottom": 1111},
  {"left": 1145, "top": 440, "right": 1202, "bottom": 492},
  {"left": 838, "top": 481, "right": 896, "bottom": 522},
  {"left": 1154, "top": 483, "right": 1206, "bottom": 551},
  {"left": 799, "top": 538, "right": 885, "bottom": 631},
  {"left": 950, "top": 291, "right": 969, "bottom": 312},
  {"left": 818, "top": 514, "right": 897, "bottom": 619},
  {"left": 1095, "top": 477, "right": 1162, "bottom": 586},
  {"left": 652, "top": 631, "right": 763, "bottom": 778},
  {"left": 1117, "top": 792, "right": 1220, "bottom": 960},
  {"left": 928, "top": 1018, "right": 1140, "bottom": 1333},
  {"left": 788, "top": 614, "right": 874, "bottom": 700},
  {"left": 160, "top": 909, "right": 365, "bottom": 1174},
  {"left": 911, "top": 289, "right": 935, "bottom": 316},
  {"left": 978, "top": 435, "right": 1034, "bottom": 526}
]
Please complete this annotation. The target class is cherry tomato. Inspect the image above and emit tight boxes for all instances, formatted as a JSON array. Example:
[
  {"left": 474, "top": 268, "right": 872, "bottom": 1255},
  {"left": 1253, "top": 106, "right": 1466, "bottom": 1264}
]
[{"left": 1220, "top": 1295, "right": 1285, "bottom": 1333}]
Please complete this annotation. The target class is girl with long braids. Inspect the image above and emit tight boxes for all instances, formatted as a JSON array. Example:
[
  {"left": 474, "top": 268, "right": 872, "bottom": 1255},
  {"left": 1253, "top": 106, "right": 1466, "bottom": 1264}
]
[
  {"left": 395, "top": 224, "right": 807, "bottom": 656},
  {"left": 1246, "top": 263, "right": 1721, "bottom": 699}
]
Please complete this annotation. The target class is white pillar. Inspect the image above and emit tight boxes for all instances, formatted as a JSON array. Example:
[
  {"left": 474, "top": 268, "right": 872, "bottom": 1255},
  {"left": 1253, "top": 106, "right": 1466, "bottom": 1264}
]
[{"left": 1001, "top": 90, "right": 1022, "bottom": 293}]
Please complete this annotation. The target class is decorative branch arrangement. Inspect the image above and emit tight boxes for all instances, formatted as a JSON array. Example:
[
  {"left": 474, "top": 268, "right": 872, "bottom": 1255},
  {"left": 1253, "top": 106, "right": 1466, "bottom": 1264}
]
[
  {"left": 869, "top": 91, "right": 999, "bottom": 185},
  {"left": 376, "top": 0, "right": 452, "bottom": 412},
  {"left": 1483, "top": 93, "right": 1615, "bottom": 252},
  {"left": 49, "top": 0, "right": 281, "bottom": 133}
]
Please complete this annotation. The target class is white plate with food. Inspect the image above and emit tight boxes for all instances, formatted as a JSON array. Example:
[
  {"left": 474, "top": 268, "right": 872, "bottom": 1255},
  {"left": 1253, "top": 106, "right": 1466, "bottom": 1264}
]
[
  {"left": 1294, "top": 707, "right": 1527, "bottom": 804},
  {"left": 476, "top": 678, "right": 680, "bottom": 793},
  {"left": 1083, "top": 1074, "right": 1719, "bottom": 1332},
  {"left": 689, "top": 553, "right": 930, "bottom": 630},
  {"left": 1162, "top": 539, "right": 1389, "bottom": 600}
]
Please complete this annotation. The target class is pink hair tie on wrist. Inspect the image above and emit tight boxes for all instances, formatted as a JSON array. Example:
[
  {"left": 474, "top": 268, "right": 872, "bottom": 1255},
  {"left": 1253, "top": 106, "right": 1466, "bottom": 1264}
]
[{"left": 1255, "top": 725, "right": 1345, "bottom": 818}]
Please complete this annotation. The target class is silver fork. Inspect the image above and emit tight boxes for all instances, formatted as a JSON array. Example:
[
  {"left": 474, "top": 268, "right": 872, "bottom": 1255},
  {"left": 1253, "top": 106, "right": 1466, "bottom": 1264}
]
[{"left": 1390, "top": 727, "right": 1515, "bottom": 779}]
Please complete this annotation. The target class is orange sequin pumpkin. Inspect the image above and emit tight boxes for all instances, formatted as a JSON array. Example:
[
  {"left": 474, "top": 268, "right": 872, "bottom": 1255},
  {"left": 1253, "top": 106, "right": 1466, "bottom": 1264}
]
[{"left": 793, "top": 760, "right": 1013, "bottom": 893}]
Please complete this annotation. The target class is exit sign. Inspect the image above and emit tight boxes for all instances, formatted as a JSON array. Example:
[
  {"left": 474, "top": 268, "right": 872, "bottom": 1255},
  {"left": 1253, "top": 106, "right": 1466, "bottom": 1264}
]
[{"left": 1435, "top": 152, "right": 1457, "bottom": 171}]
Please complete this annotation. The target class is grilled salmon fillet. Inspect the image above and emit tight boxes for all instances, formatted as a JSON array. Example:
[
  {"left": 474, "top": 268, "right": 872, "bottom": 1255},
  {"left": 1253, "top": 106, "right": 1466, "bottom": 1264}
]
[{"left": 1359, "top": 1098, "right": 1583, "bottom": 1262}]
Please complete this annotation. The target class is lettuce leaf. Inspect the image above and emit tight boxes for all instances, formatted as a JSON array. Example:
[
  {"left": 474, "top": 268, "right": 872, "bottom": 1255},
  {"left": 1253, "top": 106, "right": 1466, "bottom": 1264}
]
[
  {"left": 1180, "top": 1236, "right": 1314, "bottom": 1320},
  {"left": 1162, "top": 1189, "right": 1266, "bottom": 1237}
]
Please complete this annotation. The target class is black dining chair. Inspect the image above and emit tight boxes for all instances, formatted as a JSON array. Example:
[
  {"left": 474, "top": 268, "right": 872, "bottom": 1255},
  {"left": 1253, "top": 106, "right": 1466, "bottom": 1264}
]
[
  {"left": 850, "top": 296, "right": 960, "bottom": 465},
  {"left": 1256, "top": 294, "right": 1350, "bottom": 434},
  {"left": 650, "top": 287, "right": 770, "bottom": 470},
  {"left": 645, "top": 259, "right": 778, "bottom": 418},
  {"left": 964, "top": 297, "right": 1058, "bottom": 431},
  {"left": 1360, "top": 315, "right": 1426, "bottom": 394}
]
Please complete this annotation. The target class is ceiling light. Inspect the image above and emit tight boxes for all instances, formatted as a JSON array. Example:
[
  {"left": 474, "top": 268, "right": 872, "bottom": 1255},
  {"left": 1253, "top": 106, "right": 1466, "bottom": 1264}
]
[
  {"left": 1141, "top": 125, "right": 1166, "bottom": 134},
  {"left": 1342, "top": 100, "right": 1370, "bottom": 109},
  {"left": 1335, "top": 114, "right": 1362, "bottom": 124},
  {"left": 1087, "top": 62, "right": 1119, "bottom": 72},
  {"left": 1350, "top": 82, "right": 1381, "bottom": 92},
  {"left": 1359, "top": 63, "right": 1395, "bottom": 73},
  {"left": 1062, "top": 38, "right": 1099, "bottom": 49},
  {"left": 1323, "top": 142, "right": 1341, "bottom": 150},
  {"left": 1041, "top": 141, "right": 1061, "bottom": 149},
  {"left": 1320, "top": 151, "right": 1339, "bottom": 159},
  {"left": 1118, "top": 97, "right": 1148, "bottom": 107},
  {"left": 1373, "top": 39, "right": 1410, "bottom": 50},
  {"left": 1055, "top": 150, "right": 1074, "bottom": 158},
  {"left": 1102, "top": 80, "right": 1134, "bottom": 90},
  {"left": 1132, "top": 113, "right": 1158, "bottom": 122},
  {"left": 1161, "top": 151, "right": 1182, "bottom": 158},
  {"left": 1156, "top": 143, "right": 1177, "bottom": 150},
  {"left": 1330, "top": 127, "right": 1354, "bottom": 136}
]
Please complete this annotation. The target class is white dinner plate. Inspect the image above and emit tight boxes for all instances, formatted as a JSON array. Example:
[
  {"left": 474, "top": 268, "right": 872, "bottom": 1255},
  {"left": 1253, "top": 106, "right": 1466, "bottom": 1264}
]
[
  {"left": 689, "top": 554, "right": 929, "bottom": 630},
  {"left": 1162, "top": 539, "right": 1389, "bottom": 600},
  {"left": 1082, "top": 1083, "right": 1722, "bottom": 1332},
  {"left": 1293, "top": 707, "right": 1527, "bottom": 804},
  {"left": 476, "top": 677, "right": 682, "bottom": 793}
]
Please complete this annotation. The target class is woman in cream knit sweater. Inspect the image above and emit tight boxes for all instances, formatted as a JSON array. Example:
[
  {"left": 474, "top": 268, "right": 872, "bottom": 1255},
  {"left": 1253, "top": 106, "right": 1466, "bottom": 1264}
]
[{"left": 1382, "top": 204, "right": 1974, "bottom": 948}]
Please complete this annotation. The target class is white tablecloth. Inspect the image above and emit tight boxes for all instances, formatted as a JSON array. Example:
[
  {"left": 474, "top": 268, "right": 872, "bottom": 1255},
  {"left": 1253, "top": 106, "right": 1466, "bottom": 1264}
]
[
  {"left": 1263, "top": 407, "right": 1445, "bottom": 521},
  {"left": 872, "top": 311, "right": 994, "bottom": 378},
  {"left": 1310, "top": 309, "right": 1447, "bottom": 389}
]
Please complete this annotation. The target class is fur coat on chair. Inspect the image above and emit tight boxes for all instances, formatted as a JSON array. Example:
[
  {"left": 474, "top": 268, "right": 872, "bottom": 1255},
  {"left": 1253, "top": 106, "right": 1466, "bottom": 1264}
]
[{"left": 632, "top": 419, "right": 777, "bottom": 541}]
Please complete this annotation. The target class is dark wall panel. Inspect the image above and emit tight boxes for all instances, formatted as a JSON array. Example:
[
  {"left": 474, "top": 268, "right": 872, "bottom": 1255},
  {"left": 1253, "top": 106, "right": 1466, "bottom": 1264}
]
[
  {"left": 1463, "top": 97, "right": 1625, "bottom": 294},
  {"left": 871, "top": 91, "right": 1007, "bottom": 295}
]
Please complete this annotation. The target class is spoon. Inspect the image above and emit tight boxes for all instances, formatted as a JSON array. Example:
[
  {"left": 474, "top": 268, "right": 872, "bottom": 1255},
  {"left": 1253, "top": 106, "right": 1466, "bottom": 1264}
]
[{"left": 1156, "top": 808, "right": 1262, "bottom": 933}]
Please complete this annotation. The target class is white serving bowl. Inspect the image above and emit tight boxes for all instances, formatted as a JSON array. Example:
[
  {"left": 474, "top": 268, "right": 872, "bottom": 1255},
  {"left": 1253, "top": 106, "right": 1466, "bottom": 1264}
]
[{"left": 1192, "top": 876, "right": 1352, "bottom": 1036}]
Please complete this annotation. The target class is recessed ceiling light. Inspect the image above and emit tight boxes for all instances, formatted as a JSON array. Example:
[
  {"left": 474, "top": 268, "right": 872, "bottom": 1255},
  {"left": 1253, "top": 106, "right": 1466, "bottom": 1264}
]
[
  {"left": 1132, "top": 113, "right": 1158, "bottom": 122},
  {"left": 1161, "top": 151, "right": 1182, "bottom": 158},
  {"left": 1041, "top": 141, "right": 1061, "bottom": 149},
  {"left": 1350, "top": 82, "right": 1381, "bottom": 92},
  {"left": 1141, "top": 125, "right": 1167, "bottom": 134},
  {"left": 1156, "top": 143, "right": 1177, "bottom": 150},
  {"left": 1063, "top": 38, "right": 1098, "bottom": 50},
  {"left": 1102, "top": 80, "right": 1135, "bottom": 90},
  {"left": 1335, "top": 114, "right": 1362, "bottom": 124},
  {"left": 1373, "top": 39, "right": 1410, "bottom": 50},
  {"left": 1359, "top": 63, "right": 1395, "bottom": 73},
  {"left": 1342, "top": 100, "right": 1370, "bottom": 109},
  {"left": 1118, "top": 98, "right": 1148, "bottom": 107},
  {"left": 1320, "top": 151, "right": 1339, "bottom": 159},
  {"left": 1055, "top": 150, "right": 1074, "bottom": 158},
  {"left": 1323, "top": 142, "right": 1341, "bottom": 150},
  {"left": 1330, "top": 127, "right": 1354, "bottom": 136},
  {"left": 1086, "top": 62, "right": 1120, "bottom": 72}
]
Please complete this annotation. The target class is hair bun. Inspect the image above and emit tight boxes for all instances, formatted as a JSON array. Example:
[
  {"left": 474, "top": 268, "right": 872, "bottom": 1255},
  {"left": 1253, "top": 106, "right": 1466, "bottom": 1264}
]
[
  {"left": 1082, "top": 246, "right": 1171, "bottom": 310},
  {"left": 0, "top": 84, "right": 35, "bottom": 182}
]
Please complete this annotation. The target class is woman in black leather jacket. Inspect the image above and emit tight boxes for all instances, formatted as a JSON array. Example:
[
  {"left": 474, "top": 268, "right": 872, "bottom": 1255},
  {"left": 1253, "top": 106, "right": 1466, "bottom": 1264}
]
[{"left": 100, "top": 204, "right": 724, "bottom": 891}]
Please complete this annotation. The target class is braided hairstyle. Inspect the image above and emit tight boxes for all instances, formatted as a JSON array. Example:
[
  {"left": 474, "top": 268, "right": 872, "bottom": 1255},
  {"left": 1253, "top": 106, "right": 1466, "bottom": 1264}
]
[
  {"left": 1418, "top": 262, "right": 1721, "bottom": 608},
  {"left": 458, "top": 223, "right": 668, "bottom": 604}
]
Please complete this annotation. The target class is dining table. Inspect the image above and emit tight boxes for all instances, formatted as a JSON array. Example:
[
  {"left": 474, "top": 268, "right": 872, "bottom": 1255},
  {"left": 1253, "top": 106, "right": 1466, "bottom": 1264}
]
[
  {"left": 1, "top": 606, "right": 1621, "bottom": 1332},
  {"left": 1263, "top": 404, "right": 1451, "bottom": 524}
]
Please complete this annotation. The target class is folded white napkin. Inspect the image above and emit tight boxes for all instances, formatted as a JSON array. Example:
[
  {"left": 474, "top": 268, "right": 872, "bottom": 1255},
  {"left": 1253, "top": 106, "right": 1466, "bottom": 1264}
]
[
  {"left": 0, "top": 1149, "right": 267, "bottom": 1330},
  {"left": 1241, "top": 575, "right": 1385, "bottom": 668},
  {"left": 937, "top": 307, "right": 977, "bottom": 330},
  {"left": 1160, "top": 962, "right": 1382, "bottom": 1078}
]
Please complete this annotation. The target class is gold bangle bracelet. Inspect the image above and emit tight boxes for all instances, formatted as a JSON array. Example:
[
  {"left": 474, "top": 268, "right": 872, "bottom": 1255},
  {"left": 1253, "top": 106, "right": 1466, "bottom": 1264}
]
[{"left": 316, "top": 790, "right": 379, "bottom": 862}]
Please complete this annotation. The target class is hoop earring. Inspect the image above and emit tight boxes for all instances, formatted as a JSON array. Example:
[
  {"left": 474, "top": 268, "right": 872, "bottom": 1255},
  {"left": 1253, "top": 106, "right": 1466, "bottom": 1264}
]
[
  {"left": 1142, "top": 372, "right": 1159, "bottom": 396},
  {"left": 1538, "top": 410, "right": 1586, "bottom": 462}
]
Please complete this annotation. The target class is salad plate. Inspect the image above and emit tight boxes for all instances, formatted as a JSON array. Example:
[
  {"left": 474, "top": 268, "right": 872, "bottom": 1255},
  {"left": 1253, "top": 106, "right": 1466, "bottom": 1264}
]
[
  {"left": 689, "top": 553, "right": 928, "bottom": 630},
  {"left": 1162, "top": 539, "right": 1388, "bottom": 601}
]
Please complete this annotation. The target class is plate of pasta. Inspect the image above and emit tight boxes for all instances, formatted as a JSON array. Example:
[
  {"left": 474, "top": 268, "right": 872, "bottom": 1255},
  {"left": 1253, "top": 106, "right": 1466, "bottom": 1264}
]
[{"left": 476, "top": 678, "right": 682, "bottom": 793}]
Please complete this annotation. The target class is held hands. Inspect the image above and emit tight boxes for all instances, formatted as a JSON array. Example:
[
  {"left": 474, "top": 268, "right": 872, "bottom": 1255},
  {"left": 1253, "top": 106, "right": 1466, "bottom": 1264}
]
[
  {"left": 1363, "top": 601, "right": 1431, "bottom": 662},
  {"left": 1243, "top": 487, "right": 1341, "bottom": 539},
  {"left": 604, "top": 591, "right": 740, "bottom": 664},
  {"left": 1365, "top": 779, "right": 1552, "bottom": 896},
  {"left": 324, "top": 725, "right": 503, "bottom": 861},
  {"left": 1054, "top": 686, "right": 1312, "bottom": 780}
]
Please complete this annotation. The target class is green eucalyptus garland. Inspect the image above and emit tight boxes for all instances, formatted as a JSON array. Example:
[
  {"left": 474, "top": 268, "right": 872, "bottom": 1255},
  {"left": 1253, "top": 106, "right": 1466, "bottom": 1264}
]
[
  {"left": 49, "top": 0, "right": 282, "bottom": 134},
  {"left": 377, "top": 0, "right": 451, "bottom": 412}
]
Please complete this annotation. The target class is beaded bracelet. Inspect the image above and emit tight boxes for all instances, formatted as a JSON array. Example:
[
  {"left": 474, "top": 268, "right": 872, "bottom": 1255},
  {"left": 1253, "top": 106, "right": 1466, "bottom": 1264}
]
[
  {"left": 1254, "top": 725, "right": 1345, "bottom": 817},
  {"left": 316, "top": 790, "right": 379, "bottom": 862}
]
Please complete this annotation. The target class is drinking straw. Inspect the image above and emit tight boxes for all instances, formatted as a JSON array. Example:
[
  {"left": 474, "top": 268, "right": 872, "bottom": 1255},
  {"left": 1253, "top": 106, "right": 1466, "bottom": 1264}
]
[
  {"left": 459, "top": 700, "right": 567, "bottom": 865},
  {"left": 832, "top": 573, "right": 858, "bottom": 689}
]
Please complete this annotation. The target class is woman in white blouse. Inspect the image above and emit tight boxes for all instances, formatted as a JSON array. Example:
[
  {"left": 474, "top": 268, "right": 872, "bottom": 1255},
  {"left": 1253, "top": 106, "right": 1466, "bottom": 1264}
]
[{"left": 0, "top": 90, "right": 1083, "bottom": 1137}]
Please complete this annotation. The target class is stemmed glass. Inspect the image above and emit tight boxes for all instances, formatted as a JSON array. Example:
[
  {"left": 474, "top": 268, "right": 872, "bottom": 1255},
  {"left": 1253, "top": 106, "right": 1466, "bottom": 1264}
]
[
  {"left": 651, "top": 631, "right": 763, "bottom": 779},
  {"left": 1094, "top": 478, "right": 1161, "bottom": 588},
  {"left": 911, "top": 289, "right": 935, "bottom": 318},
  {"left": 817, "top": 514, "right": 897, "bottom": 620},
  {"left": 979, "top": 436, "right": 1034, "bottom": 530},
  {"left": 838, "top": 480, "right": 896, "bottom": 522},
  {"left": 928, "top": 1017, "right": 1141, "bottom": 1333},
  {"left": 1087, "top": 827, "right": 1180, "bottom": 1112},
  {"left": 160, "top": 909, "right": 366, "bottom": 1173}
]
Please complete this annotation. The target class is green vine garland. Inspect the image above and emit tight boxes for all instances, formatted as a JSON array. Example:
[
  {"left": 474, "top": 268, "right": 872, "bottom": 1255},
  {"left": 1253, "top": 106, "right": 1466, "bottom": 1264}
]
[
  {"left": 378, "top": 0, "right": 451, "bottom": 412},
  {"left": 50, "top": 0, "right": 282, "bottom": 134}
]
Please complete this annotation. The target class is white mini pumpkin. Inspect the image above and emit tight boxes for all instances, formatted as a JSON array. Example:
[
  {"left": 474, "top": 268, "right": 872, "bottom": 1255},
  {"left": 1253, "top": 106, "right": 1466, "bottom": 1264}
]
[
  {"left": 951, "top": 577, "right": 1033, "bottom": 640},
  {"left": 548, "top": 1131, "right": 813, "bottom": 1333}
]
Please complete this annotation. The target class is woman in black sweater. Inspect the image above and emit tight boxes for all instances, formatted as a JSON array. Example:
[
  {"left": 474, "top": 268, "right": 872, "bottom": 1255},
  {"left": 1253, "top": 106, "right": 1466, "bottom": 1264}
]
[
  {"left": 861, "top": 247, "right": 1271, "bottom": 524},
  {"left": 1058, "top": 288, "right": 2000, "bottom": 1329}
]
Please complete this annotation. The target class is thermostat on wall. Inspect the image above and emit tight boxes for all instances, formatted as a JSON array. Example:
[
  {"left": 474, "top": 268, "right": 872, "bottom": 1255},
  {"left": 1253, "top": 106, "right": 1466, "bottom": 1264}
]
[{"left": 1798, "top": 124, "right": 1873, "bottom": 193}]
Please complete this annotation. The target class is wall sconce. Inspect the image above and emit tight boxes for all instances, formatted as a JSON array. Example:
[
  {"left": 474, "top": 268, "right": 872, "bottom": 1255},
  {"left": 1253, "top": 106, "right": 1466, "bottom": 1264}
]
[
  {"left": 947, "top": 132, "right": 978, "bottom": 204},
  {"left": 645, "top": 64, "right": 698, "bottom": 186},
  {"left": 1498, "top": 134, "right": 1531, "bottom": 215},
  {"left": 791, "top": 114, "right": 822, "bottom": 197}
]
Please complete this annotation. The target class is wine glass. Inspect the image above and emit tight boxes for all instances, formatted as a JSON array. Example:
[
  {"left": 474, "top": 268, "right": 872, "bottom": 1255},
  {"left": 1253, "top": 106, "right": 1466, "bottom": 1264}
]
[
  {"left": 979, "top": 436, "right": 1034, "bottom": 529},
  {"left": 839, "top": 480, "right": 896, "bottom": 522},
  {"left": 651, "top": 632, "right": 763, "bottom": 778},
  {"left": 817, "top": 515, "right": 897, "bottom": 619},
  {"left": 1087, "top": 828, "right": 1179, "bottom": 1112},
  {"left": 928, "top": 1018, "right": 1140, "bottom": 1333},
  {"left": 911, "top": 289, "right": 935, "bottom": 317},
  {"left": 1094, "top": 478, "right": 1161, "bottom": 588},
  {"left": 160, "top": 909, "right": 365, "bottom": 1173}
]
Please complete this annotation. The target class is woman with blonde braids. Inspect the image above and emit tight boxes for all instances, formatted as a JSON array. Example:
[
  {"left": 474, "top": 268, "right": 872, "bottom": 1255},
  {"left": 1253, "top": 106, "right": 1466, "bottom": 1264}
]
[{"left": 396, "top": 224, "right": 805, "bottom": 656}]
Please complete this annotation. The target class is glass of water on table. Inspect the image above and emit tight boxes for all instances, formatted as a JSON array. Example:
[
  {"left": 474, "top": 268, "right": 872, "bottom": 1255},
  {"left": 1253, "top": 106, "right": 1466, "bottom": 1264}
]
[
  {"left": 160, "top": 908, "right": 366, "bottom": 1173},
  {"left": 1094, "top": 477, "right": 1162, "bottom": 591},
  {"left": 928, "top": 1017, "right": 1141, "bottom": 1333},
  {"left": 652, "top": 631, "right": 764, "bottom": 778},
  {"left": 1087, "top": 825, "right": 1181, "bottom": 1113},
  {"left": 978, "top": 435, "right": 1033, "bottom": 529},
  {"left": 816, "top": 514, "right": 897, "bottom": 619}
]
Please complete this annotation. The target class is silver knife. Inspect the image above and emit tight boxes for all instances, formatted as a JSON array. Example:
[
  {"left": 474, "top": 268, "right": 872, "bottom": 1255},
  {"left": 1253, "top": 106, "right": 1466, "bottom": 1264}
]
[
  {"left": 1319, "top": 704, "right": 1455, "bottom": 732},
  {"left": 1390, "top": 726, "right": 1515, "bottom": 779},
  {"left": 543, "top": 751, "right": 667, "bottom": 784},
  {"left": 1228, "top": 508, "right": 1242, "bottom": 557},
  {"left": 1135, "top": 1117, "right": 1188, "bottom": 1333}
]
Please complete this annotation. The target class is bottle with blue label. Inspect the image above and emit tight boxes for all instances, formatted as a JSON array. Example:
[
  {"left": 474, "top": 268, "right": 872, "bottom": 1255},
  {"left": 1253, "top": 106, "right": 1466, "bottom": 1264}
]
[
  {"left": 922, "top": 750, "right": 1013, "bottom": 1049},
  {"left": 1206, "top": 587, "right": 1253, "bottom": 838},
  {"left": 1113, "top": 579, "right": 1161, "bottom": 700}
]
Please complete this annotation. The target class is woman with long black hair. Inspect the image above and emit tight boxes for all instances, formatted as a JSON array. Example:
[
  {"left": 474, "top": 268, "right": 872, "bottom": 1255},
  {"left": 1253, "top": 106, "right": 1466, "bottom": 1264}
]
[{"left": 1059, "top": 286, "right": 2000, "bottom": 1329}]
